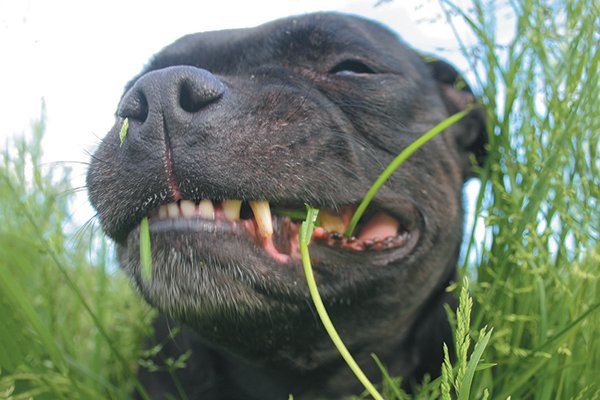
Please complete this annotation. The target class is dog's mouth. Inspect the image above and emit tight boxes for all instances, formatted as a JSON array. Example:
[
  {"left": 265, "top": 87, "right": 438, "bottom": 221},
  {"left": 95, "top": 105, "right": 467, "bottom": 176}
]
[{"left": 139, "top": 197, "right": 419, "bottom": 263}]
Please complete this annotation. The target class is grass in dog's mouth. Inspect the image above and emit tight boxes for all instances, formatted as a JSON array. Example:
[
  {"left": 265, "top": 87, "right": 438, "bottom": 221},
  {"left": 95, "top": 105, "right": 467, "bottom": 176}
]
[{"left": 139, "top": 217, "right": 152, "bottom": 282}]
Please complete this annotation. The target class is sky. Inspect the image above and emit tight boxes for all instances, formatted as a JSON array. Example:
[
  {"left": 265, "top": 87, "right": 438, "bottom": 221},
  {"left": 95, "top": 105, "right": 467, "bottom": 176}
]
[{"left": 0, "top": 0, "right": 480, "bottom": 225}]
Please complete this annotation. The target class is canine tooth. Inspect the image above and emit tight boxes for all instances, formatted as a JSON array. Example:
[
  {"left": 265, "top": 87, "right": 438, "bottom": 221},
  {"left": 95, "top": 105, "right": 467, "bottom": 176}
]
[
  {"left": 319, "top": 209, "right": 346, "bottom": 234},
  {"left": 249, "top": 200, "right": 273, "bottom": 238},
  {"left": 167, "top": 203, "right": 179, "bottom": 218},
  {"left": 180, "top": 200, "right": 196, "bottom": 218},
  {"left": 198, "top": 199, "right": 215, "bottom": 220},
  {"left": 223, "top": 200, "right": 242, "bottom": 221},
  {"left": 158, "top": 205, "right": 168, "bottom": 219}
]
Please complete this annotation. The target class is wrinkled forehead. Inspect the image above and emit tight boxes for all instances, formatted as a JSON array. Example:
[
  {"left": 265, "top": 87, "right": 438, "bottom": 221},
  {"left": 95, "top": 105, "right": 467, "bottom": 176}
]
[{"left": 141, "top": 13, "right": 417, "bottom": 76}]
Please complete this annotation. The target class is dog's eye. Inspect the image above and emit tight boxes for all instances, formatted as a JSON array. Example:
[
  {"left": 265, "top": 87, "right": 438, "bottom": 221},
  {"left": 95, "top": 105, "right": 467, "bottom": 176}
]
[{"left": 329, "top": 60, "right": 375, "bottom": 75}]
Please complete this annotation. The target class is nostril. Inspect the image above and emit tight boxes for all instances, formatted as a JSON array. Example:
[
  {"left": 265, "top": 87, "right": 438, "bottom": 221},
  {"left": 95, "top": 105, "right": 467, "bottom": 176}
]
[
  {"left": 178, "top": 77, "right": 223, "bottom": 113},
  {"left": 179, "top": 82, "right": 205, "bottom": 113},
  {"left": 118, "top": 88, "right": 149, "bottom": 123}
]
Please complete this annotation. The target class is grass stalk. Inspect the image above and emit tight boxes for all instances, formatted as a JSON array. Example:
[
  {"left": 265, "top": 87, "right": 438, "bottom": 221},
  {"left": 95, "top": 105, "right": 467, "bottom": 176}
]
[
  {"left": 299, "top": 206, "right": 384, "bottom": 400},
  {"left": 140, "top": 217, "right": 152, "bottom": 282},
  {"left": 345, "top": 107, "right": 472, "bottom": 237}
]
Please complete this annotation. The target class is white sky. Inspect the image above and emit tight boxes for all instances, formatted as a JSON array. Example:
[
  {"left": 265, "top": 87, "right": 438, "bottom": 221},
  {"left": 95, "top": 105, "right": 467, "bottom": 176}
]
[{"left": 0, "top": 0, "right": 479, "bottom": 225}]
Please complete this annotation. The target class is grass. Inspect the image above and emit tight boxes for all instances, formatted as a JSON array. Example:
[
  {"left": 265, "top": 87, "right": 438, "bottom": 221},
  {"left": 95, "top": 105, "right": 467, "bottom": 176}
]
[
  {"left": 443, "top": 0, "right": 599, "bottom": 398},
  {"left": 344, "top": 107, "right": 472, "bottom": 237},
  {"left": 119, "top": 118, "right": 129, "bottom": 147},
  {"left": 0, "top": 108, "right": 154, "bottom": 399},
  {"left": 1, "top": 0, "right": 598, "bottom": 398},
  {"left": 300, "top": 206, "right": 385, "bottom": 400},
  {"left": 139, "top": 217, "right": 152, "bottom": 282}
]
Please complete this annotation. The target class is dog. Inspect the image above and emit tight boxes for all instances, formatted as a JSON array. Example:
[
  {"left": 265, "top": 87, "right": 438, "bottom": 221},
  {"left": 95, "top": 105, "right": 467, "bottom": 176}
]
[{"left": 87, "top": 12, "right": 486, "bottom": 399}]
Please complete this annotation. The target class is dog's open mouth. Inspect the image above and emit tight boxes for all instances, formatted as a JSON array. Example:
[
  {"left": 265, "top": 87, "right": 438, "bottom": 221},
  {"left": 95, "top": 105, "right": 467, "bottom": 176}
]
[{"left": 142, "top": 198, "right": 418, "bottom": 263}]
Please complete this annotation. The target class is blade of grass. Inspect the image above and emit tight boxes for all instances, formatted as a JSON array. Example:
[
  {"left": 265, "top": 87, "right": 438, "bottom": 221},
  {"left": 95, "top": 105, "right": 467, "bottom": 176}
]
[
  {"left": 345, "top": 108, "right": 472, "bottom": 237},
  {"left": 119, "top": 118, "right": 129, "bottom": 147},
  {"left": 300, "top": 206, "right": 384, "bottom": 400},
  {"left": 271, "top": 208, "right": 308, "bottom": 221},
  {"left": 457, "top": 327, "right": 493, "bottom": 400},
  {"left": 372, "top": 354, "right": 409, "bottom": 400},
  {"left": 140, "top": 217, "right": 152, "bottom": 282}
]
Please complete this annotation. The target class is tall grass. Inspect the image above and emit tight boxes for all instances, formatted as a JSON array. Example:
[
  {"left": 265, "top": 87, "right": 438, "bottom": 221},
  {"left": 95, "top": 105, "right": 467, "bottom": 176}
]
[
  {"left": 436, "top": 0, "right": 600, "bottom": 398},
  {"left": 0, "top": 107, "right": 154, "bottom": 398},
  {"left": 0, "top": 0, "right": 598, "bottom": 399}
]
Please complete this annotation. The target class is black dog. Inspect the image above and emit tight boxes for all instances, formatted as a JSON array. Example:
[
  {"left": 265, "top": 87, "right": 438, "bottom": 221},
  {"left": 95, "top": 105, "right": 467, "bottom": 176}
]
[{"left": 88, "top": 12, "right": 485, "bottom": 399}]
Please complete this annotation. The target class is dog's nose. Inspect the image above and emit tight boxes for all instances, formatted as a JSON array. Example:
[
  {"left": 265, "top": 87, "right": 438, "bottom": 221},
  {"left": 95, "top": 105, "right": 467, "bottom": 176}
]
[{"left": 117, "top": 66, "right": 225, "bottom": 123}]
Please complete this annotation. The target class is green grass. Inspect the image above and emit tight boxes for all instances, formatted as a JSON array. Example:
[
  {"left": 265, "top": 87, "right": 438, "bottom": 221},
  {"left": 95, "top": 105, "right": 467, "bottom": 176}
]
[
  {"left": 300, "top": 206, "right": 385, "bottom": 400},
  {"left": 0, "top": 108, "right": 154, "bottom": 399},
  {"left": 344, "top": 107, "right": 472, "bottom": 237},
  {"left": 1, "top": 0, "right": 598, "bottom": 398},
  {"left": 444, "top": 0, "right": 599, "bottom": 398},
  {"left": 119, "top": 118, "right": 129, "bottom": 147},
  {"left": 139, "top": 217, "right": 152, "bottom": 282}
]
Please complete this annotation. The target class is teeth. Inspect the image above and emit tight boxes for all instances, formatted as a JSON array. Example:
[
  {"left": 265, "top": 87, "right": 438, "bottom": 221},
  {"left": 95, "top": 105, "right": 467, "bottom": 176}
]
[
  {"left": 319, "top": 209, "right": 346, "bottom": 234},
  {"left": 167, "top": 203, "right": 180, "bottom": 218},
  {"left": 249, "top": 200, "right": 273, "bottom": 239},
  {"left": 158, "top": 205, "right": 168, "bottom": 219},
  {"left": 153, "top": 199, "right": 272, "bottom": 240},
  {"left": 223, "top": 199, "right": 242, "bottom": 221},
  {"left": 180, "top": 200, "right": 196, "bottom": 218},
  {"left": 198, "top": 199, "right": 215, "bottom": 220}
]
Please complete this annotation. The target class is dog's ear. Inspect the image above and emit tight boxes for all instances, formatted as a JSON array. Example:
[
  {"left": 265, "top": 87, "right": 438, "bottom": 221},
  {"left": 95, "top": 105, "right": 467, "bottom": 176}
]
[{"left": 426, "top": 58, "right": 488, "bottom": 178}]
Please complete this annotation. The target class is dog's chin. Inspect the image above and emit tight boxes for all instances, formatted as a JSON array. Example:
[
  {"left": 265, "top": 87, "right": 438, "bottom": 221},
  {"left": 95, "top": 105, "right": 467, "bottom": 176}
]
[{"left": 118, "top": 200, "right": 421, "bottom": 320}]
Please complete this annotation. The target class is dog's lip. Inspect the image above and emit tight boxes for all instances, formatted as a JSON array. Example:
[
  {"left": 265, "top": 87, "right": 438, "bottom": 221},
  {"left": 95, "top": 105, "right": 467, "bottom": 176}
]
[{"left": 125, "top": 199, "right": 421, "bottom": 264}]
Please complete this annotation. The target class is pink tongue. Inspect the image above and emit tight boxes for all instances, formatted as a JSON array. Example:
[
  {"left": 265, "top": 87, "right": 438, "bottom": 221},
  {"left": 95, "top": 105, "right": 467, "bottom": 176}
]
[{"left": 357, "top": 212, "right": 399, "bottom": 241}]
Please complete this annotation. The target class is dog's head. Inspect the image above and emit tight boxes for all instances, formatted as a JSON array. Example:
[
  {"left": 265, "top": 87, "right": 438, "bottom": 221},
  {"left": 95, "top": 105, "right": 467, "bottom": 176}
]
[{"left": 88, "top": 12, "right": 485, "bottom": 372}]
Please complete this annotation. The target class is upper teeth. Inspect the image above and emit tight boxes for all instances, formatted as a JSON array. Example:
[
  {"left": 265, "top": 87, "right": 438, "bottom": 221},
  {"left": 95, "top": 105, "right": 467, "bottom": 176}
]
[
  {"left": 167, "top": 203, "right": 179, "bottom": 218},
  {"left": 319, "top": 209, "right": 346, "bottom": 234},
  {"left": 223, "top": 200, "right": 242, "bottom": 221},
  {"left": 154, "top": 199, "right": 273, "bottom": 239},
  {"left": 198, "top": 199, "right": 215, "bottom": 220},
  {"left": 180, "top": 200, "right": 196, "bottom": 218},
  {"left": 249, "top": 200, "right": 273, "bottom": 239}
]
